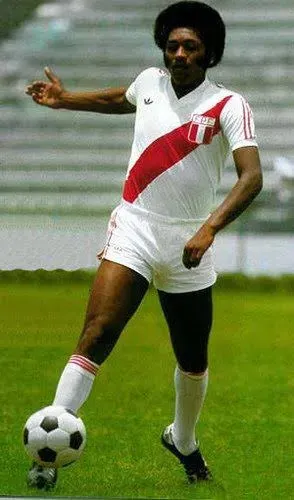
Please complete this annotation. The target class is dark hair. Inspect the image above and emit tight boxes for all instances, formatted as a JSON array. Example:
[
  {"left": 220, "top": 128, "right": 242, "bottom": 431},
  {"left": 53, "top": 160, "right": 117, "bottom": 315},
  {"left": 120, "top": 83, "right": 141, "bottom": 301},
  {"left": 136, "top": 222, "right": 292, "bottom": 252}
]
[{"left": 154, "top": 1, "right": 225, "bottom": 68}]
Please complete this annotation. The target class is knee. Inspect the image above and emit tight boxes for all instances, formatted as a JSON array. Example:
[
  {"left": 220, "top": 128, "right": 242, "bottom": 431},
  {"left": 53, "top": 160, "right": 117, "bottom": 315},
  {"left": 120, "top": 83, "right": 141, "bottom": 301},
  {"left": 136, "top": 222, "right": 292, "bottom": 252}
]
[
  {"left": 84, "top": 312, "right": 109, "bottom": 332},
  {"left": 179, "top": 359, "right": 208, "bottom": 375},
  {"left": 176, "top": 346, "right": 208, "bottom": 374},
  {"left": 77, "top": 313, "right": 121, "bottom": 361},
  {"left": 83, "top": 312, "right": 120, "bottom": 342},
  {"left": 179, "top": 364, "right": 208, "bottom": 377}
]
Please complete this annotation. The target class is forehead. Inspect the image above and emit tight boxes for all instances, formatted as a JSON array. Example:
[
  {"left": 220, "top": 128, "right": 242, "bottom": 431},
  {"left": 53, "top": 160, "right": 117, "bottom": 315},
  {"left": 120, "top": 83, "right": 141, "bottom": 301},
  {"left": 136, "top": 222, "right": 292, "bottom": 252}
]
[{"left": 167, "top": 27, "right": 202, "bottom": 43}]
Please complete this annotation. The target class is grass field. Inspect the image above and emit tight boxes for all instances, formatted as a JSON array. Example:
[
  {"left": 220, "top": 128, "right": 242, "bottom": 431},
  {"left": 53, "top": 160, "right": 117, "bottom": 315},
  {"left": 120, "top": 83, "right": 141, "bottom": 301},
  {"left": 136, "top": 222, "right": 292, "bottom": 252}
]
[{"left": 0, "top": 276, "right": 293, "bottom": 499}]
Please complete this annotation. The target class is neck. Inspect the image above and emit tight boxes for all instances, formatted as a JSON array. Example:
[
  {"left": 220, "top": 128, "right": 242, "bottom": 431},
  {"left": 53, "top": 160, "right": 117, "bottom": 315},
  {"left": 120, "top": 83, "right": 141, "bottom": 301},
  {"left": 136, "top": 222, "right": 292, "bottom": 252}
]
[{"left": 172, "top": 76, "right": 205, "bottom": 98}]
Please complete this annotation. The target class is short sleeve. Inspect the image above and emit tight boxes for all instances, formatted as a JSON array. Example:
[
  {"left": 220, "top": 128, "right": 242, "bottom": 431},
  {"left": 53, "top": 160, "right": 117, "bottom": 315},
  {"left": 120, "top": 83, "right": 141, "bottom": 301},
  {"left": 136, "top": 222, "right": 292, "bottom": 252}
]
[
  {"left": 125, "top": 68, "right": 161, "bottom": 107},
  {"left": 125, "top": 79, "right": 137, "bottom": 106},
  {"left": 220, "top": 94, "right": 258, "bottom": 151}
]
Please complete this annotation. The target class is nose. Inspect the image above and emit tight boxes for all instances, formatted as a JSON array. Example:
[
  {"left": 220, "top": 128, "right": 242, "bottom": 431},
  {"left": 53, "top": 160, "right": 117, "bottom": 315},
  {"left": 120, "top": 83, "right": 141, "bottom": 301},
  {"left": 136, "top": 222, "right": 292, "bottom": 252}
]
[{"left": 175, "top": 45, "right": 187, "bottom": 59}]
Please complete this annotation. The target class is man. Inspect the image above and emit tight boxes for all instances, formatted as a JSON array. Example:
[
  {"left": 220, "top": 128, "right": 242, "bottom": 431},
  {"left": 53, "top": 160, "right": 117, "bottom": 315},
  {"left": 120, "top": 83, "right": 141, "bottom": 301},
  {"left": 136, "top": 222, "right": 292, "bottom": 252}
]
[{"left": 25, "top": 0, "right": 262, "bottom": 490}]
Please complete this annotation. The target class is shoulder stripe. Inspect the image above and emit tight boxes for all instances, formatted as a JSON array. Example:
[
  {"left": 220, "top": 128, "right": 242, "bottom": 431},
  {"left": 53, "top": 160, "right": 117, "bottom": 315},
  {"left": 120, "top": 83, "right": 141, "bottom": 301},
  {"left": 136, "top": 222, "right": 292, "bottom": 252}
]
[{"left": 242, "top": 99, "right": 254, "bottom": 140}]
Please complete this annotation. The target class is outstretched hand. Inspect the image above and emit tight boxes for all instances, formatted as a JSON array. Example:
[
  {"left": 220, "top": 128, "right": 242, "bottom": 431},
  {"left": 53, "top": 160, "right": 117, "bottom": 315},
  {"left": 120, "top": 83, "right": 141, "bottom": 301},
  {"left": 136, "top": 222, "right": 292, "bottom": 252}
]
[
  {"left": 25, "top": 67, "right": 64, "bottom": 108},
  {"left": 182, "top": 223, "right": 215, "bottom": 269}
]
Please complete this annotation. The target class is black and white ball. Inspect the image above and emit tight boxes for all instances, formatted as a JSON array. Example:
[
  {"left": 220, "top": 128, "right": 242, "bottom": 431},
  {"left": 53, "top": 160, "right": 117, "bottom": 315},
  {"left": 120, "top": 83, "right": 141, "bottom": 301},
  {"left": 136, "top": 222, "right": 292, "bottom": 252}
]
[{"left": 23, "top": 405, "right": 86, "bottom": 468}]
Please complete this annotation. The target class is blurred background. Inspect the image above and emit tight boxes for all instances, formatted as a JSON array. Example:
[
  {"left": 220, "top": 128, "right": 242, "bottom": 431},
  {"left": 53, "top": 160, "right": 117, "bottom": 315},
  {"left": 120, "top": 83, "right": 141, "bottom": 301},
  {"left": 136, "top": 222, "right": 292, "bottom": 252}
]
[{"left": 1, "top": 0, "right": 293, "bottom": 273}]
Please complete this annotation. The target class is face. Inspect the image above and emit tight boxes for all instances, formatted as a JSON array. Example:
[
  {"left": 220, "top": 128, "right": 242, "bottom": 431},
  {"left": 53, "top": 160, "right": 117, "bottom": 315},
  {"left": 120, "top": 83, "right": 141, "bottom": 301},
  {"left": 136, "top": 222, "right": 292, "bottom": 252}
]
[{"left": 164, "top": 27, "right": 206, "bottom": 88}]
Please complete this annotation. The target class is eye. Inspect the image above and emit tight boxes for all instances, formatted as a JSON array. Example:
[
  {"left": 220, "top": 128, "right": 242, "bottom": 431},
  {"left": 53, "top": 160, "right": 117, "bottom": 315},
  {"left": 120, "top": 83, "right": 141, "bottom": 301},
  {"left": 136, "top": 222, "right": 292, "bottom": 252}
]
[
  {"left": 166, "top": 40, "right": 202, "bottom": 54},
  {"left": 183, "top": 41, "right": 201, "bottom": 52},
  {"left": 166, "top": 42, "right": 178, "bottom": 52}
]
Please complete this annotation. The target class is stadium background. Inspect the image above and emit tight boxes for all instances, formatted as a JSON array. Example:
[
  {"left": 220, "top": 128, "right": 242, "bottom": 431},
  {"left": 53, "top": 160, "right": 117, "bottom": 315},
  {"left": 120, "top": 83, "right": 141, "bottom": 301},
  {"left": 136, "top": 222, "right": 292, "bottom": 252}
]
[{"left": 1, "top": 0, "right": 294, "bottom": 274}]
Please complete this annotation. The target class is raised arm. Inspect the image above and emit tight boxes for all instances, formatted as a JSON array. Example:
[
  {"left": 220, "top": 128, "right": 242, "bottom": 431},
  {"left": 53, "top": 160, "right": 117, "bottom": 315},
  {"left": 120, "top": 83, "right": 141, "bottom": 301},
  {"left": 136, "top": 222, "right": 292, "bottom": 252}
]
[
  {"left": 182, "top": 146, "right": 263, "bottom": 268},
  {"left": 25, "top": 67, "right": 136, "bottom": 114}
]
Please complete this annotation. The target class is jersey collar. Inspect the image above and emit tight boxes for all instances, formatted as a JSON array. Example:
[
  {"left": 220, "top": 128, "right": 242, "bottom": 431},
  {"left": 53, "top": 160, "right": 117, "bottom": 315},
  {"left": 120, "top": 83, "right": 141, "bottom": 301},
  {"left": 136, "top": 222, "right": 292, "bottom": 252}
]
[{"left": 167, "top": 76, "right": 210, "bottom": 105}]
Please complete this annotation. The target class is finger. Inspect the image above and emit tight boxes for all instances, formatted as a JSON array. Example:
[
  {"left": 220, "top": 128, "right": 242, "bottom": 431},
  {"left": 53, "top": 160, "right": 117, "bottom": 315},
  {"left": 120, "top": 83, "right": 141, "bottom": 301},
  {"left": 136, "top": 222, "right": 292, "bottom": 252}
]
[
  {"left": 25, "top": 82, "right": 46, "bottom": 94},
  {"left": 189, "top": 249, "right": 204, "bottom": 267},
  {"left": 182, "top": 246, "right": 204, "bottom": 269},
  {"left": 32, "top": 80, "right": 47, "bottom": 88},
  {"left": 182, "top": 248, "right": 192, "bottom": 269},
  {"left": 32, "top": 93, "right": 44, "bottom": 105},
  {"left": 189, "top": 258, "right": 201, "bottom": 268},
  {"left": 44, "top": 66, "right": 59, "bottom": 84},
  {"left": 31, "top": 93, "right": 40, "bottom": 103}
]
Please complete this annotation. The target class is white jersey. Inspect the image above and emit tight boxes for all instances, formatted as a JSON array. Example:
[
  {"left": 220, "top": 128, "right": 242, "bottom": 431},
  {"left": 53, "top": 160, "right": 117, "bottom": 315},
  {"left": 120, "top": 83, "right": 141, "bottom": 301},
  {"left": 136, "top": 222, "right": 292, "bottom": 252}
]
[{"left": 123, "top": 67, "right": 257, "bottom": 219}]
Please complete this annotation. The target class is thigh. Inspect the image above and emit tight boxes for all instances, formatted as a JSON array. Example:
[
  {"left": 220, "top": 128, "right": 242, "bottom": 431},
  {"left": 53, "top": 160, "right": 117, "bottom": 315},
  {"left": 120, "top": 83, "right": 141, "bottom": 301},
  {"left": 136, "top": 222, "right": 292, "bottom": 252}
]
[
  {"left": 157, "top": 286, "right": 213, "bottom": 373},
  {"left": 85, "top": 259, "right": 148, "bottom": 326}
]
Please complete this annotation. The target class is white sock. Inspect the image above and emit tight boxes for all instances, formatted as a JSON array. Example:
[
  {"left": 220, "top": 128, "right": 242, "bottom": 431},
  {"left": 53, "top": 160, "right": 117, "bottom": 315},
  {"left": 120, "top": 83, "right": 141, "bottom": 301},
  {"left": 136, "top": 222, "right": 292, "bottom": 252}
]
[
  {"left": 172, "top": 365, "right": 208, "bottom": 456},
  {"left": 52, "top": 355, "right": 99, "bottom": 413}
]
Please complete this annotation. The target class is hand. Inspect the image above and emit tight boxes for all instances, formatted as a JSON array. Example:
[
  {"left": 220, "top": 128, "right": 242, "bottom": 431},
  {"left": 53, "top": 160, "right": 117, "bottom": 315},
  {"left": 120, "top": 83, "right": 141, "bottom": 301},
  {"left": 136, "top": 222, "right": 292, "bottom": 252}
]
[
  {"left": 182, "top": 223, "right": 215, "bottom": 269},
  {"left": 25, "top": 67, "right": 64, "bottom": 108}
]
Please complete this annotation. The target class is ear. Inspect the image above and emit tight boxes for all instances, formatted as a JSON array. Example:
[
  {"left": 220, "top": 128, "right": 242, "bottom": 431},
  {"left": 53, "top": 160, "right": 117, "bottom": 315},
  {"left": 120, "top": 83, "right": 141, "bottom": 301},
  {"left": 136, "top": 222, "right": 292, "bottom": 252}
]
[{"left": 207, "top": 50, "right": 216, "bottom": 68}]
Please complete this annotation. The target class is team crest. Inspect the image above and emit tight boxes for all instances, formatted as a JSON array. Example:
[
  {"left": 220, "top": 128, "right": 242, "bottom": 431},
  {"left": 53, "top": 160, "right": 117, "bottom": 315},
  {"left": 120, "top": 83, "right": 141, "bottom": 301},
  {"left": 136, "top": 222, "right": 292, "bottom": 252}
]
[{"left": 188, "top": 114, "right": 216, "bottom": 144}]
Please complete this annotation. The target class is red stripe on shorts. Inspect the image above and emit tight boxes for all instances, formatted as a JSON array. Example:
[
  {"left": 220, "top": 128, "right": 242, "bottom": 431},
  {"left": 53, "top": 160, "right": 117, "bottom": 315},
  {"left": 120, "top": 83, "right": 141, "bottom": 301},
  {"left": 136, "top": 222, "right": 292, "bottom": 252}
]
[{"left": 123, "top": 95, "right": 232, "bottom": 203}]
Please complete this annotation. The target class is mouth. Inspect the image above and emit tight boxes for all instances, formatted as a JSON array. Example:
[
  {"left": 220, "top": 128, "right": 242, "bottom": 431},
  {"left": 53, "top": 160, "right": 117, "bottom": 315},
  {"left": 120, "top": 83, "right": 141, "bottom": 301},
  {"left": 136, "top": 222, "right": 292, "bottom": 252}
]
[{"left": 172, "top": 64, "right": 188, "bottom": 71}]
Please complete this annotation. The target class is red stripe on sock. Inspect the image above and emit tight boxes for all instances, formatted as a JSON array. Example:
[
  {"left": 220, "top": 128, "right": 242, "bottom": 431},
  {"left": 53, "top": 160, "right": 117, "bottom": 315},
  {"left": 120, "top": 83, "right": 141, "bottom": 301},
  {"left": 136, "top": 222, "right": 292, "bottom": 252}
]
[{"left": 69, "top": 355, "right": 98, "bottom": 376}]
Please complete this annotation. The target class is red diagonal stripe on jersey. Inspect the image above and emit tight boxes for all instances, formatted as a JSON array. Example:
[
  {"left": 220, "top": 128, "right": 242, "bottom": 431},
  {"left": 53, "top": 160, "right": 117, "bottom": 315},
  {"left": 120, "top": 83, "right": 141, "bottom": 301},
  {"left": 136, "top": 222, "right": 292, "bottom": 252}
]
[{"left": 123, "top": 95, "right": 232, "bottom": 203}]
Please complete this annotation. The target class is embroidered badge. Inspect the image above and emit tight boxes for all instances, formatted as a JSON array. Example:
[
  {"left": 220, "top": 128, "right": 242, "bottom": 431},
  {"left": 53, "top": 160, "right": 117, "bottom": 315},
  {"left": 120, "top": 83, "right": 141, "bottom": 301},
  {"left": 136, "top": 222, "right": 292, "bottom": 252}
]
[{"left": 188, "top": 114, "right": 216, "bottom": 143}]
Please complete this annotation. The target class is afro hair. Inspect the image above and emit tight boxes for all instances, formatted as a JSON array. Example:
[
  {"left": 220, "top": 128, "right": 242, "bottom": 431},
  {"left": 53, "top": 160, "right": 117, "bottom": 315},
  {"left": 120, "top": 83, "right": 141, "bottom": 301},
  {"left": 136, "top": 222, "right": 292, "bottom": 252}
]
[{"left": 154, "top": 1, "right": 226, "bottom": 68}]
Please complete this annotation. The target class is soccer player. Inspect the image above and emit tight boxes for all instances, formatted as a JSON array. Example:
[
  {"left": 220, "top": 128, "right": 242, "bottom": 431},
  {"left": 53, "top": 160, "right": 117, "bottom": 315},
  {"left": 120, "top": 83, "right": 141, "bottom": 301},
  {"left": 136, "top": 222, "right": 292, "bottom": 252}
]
[{"left": 25, "top": 0, "right": 262, "bottom": 490}]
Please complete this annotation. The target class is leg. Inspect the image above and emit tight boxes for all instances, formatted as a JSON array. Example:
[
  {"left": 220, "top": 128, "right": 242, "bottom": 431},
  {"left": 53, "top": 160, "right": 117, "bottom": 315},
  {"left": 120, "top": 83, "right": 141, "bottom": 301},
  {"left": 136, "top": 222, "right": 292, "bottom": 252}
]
[
  {"left": 27, "top": 260, "right": 148, "bottom": 490},
  {"left": 76, "top": 259, "right": 149, "bottom": 364},
  {"left": 158, "top": 286, "right": 212, "bottom": 374},
  {"left": 53, "top": 259, "right": 149, "bottom": 412},
  {"left": 158, "top": 287, "right": 213, "bottom": 482}
]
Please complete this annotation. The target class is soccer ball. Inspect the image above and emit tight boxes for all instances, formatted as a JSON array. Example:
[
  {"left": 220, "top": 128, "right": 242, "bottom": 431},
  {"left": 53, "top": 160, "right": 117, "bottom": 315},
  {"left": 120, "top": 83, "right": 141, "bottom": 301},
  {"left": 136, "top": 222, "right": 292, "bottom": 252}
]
[{"left": 23, "top": 405, "right": 86, "bottom": 468}]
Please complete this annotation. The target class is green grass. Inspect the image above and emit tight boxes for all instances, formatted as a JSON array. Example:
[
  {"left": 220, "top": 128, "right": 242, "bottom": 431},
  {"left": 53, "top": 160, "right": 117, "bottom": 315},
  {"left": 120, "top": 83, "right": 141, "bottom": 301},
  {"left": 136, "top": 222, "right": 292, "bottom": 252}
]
[{"left": 0, "top": 279, "right": 293, "bottom": 499}]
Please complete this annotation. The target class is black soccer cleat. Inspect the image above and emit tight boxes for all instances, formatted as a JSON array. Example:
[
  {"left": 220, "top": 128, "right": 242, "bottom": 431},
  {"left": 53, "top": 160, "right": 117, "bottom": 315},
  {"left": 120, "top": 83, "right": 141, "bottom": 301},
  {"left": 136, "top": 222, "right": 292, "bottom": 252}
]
[
  {"left": 27, "top": 461, "right": 57, "bottom": 490},
  {"left": 161, "top": 425, "right": 212, "bottom": 483}
]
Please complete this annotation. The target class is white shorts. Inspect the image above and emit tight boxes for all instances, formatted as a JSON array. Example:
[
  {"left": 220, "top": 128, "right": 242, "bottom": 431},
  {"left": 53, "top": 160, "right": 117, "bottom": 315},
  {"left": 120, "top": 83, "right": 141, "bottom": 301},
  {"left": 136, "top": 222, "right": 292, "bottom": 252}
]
[{"left": 100, "top": 201, "right": 217, "bottom": 293}]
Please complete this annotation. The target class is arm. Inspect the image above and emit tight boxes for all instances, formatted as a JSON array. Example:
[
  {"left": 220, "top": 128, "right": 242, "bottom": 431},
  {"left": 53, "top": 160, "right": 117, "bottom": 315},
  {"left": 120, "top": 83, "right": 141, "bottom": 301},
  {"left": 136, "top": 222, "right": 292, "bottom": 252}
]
[
  {"left": 25, "top": 67, "right": 136, "bottom": 114},
  {"left": 182, "top": 146, "right": 263, "bottom": 269}
]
